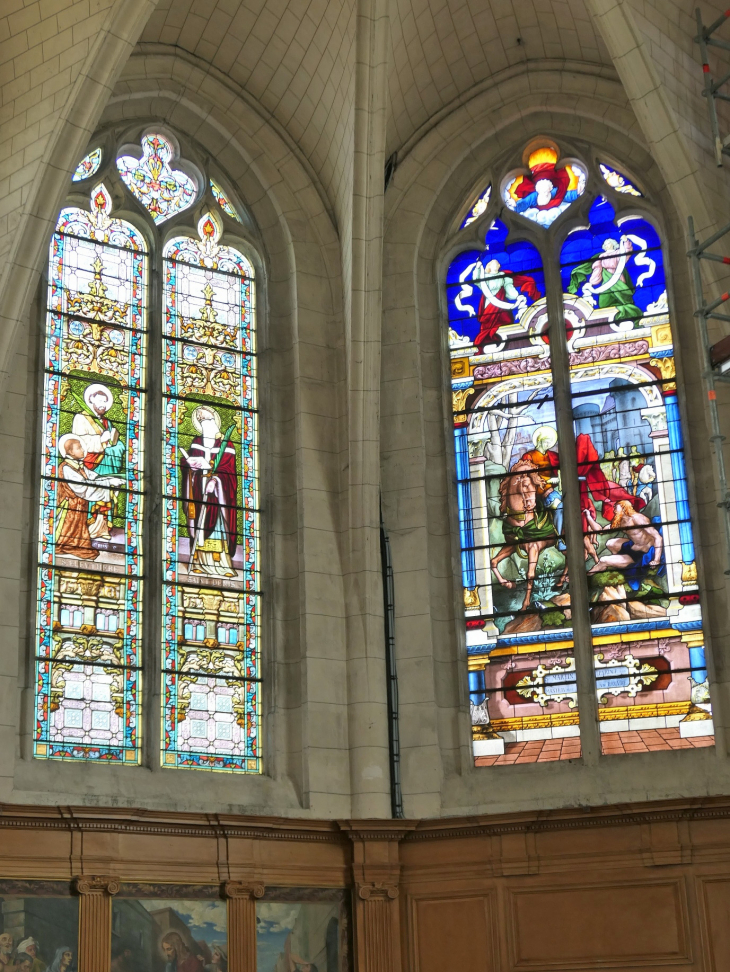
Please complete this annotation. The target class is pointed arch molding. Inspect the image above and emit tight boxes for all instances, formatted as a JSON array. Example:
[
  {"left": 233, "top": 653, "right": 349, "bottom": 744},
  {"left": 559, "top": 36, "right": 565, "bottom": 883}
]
[
  {"left": 111, "top": 48, "right": 338, "bottom": 254},
  {"left": 5, "top": 55, "right": 349, "bottom": 814},
  {"left": 0, "top": 0, "right": 157, "bottom": 408},
  {"left": 380, "top": 88, "right": 729, "bottom": 818}
]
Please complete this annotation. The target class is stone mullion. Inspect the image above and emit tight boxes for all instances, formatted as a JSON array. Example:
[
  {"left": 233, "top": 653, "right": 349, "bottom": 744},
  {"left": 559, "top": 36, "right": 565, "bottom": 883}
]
[
  {"left": 144, "top": 241, "right": 164, "bottom": 771},
  {"left": 543, "top": 257, "right": 601, "bottom": 763},
  {"left": 224, "top": 882, "right": 264, "bottom": 972},
  {"left": 75, "top": 876, "right": 119, "bottom": 972}
]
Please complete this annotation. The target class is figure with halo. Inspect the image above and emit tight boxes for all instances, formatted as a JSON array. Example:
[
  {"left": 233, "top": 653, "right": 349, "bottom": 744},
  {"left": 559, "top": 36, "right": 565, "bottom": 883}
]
[
  {"left": 55, "top": 434, "right": 125, "bottom": 560},
  {"left": 180, "top": 405, "right": 238, "bottom": 577},
  {"left": 71, "top": 382, "right": 125, "bottom": 540}
]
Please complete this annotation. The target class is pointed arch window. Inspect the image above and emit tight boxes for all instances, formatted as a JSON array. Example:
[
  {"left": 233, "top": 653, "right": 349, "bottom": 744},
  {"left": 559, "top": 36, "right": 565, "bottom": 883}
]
[
  {"left": 35, "top": 132, "right": 261, "bottom": 772},
  {"left": 448, "top": 142, "right": 712, "bottom": 766}
]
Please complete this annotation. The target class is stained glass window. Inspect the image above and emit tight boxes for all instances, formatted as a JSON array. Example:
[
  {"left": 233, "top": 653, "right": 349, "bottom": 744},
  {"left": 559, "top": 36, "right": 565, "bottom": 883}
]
[
  {"left": 599, "top": 163, "right": 642, "bottom": 196},
  {"left": 503, "top": 142, "right": 586, "bottom": 228},
  {"left": 117, "top": 133, "right": 197, "bottom": 224},
  {"left": 448, "top": 219, "right": 581, "bottom": 765},
  {"left": 460, "top": 185, "right": 491, "bottom": 229},
  {"left": 36, "top": 183, "right": 146, "bottom": 763},
  {"left": 161, "top": 213, "right": 260, "bottom": 771},
  {"left": 36, "top": 133, "right": 262, "bottom": 772},
  {"left": 562, "top": 195, "right": 712, "bottom": 753},
  {"left": 449, "top": 152, "right": 712, "bottom": 765},
  {"left": 210, "top": 179, "right": 242, "bottom": 222},
  {"left": 72, "top": 148, "right": 102, "bottom": 182}
]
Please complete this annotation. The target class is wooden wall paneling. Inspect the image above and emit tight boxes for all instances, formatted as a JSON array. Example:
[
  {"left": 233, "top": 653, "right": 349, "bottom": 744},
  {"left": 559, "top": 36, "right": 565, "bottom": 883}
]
[
  {"left": 74, "top": 875, "right": 119, "bottom": 972},
  {"left": 697, "top": 875, "right": 730, "bottom": 972},
  {"left": 224, "top": 881, "right": 265, "bottom": 972},
  {"left": 408, "top": 892, "right": 495, "bottom": 972},
  {"left": 505, "top": 876, "right": 692, "bottom": 970}
]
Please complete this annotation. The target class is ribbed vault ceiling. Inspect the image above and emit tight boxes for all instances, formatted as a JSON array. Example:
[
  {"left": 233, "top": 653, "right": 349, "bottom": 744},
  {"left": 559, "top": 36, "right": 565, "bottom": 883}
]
[{"left": 140, "top": 0, "right": 611, "bottom": 216}]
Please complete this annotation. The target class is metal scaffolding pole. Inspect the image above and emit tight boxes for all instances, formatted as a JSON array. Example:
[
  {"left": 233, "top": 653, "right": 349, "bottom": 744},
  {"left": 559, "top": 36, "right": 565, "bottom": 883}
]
[
  {"left": 696, "top": 7, "right": 730, "bottom": 165},
  {"left": 687, "top": 216, "right": 730, "bottom": 574}
]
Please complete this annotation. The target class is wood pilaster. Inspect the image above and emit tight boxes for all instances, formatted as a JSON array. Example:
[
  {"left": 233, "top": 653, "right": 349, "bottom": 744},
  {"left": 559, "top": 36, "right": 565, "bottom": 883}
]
[
  {"left": 75, "top": 875, "right": 119, "bottom": 972},
  {"left": 340, "top": 821, "right": 416, "bottom": 972},
  {"left": 224, "top": 881, "right": 265, "bottom": 972}
]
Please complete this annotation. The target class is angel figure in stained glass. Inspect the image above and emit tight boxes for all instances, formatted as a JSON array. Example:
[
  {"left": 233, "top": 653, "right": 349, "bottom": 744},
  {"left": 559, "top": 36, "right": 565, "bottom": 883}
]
[
  {"left": 181, "top": 405, "right": 238, "bottom": 577},
  {"left": 568, "top": 235, "right": 655, "bottom": 326},
  {"left": 455, "top": 256, "right": 540, "bottom": 352},
  {"left": 55, "top": 434, "right": 125, "bottom": 559}
]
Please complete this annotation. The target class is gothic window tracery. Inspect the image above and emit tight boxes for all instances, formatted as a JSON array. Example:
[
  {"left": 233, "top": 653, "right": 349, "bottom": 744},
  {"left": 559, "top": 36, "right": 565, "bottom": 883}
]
[
  {"left": 35, "top": 131, "right": 261, "bottom": 772},
  {"left": 448, "top": 141, "right": 712, "bottom": 765}
]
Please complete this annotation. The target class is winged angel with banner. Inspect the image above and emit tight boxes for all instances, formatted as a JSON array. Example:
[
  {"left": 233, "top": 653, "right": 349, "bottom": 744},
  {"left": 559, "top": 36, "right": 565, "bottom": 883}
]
[{"left": 454, "top": 256, "right": 541, "bottom": 352}]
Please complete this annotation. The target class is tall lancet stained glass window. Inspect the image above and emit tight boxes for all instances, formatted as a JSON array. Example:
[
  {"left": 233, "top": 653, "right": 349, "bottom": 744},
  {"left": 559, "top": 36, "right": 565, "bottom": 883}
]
[
  {"left": 449, "top": 145, "right": 713, "bottom": 767},
  {"left": 162, "top": 213, "right": 260, "bottom": 771},
  {"left": 36, "top": 184, "right": 146, "bottom": 762},
  {"left": 448, "top": 219, "right": 581, "bottom": 765},
  {"left": 561, "top": 196, "right": 712, "bottom": 754}
]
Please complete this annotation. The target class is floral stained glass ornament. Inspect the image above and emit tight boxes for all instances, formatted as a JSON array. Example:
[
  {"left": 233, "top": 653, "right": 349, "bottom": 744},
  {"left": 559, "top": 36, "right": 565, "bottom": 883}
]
[
  {"left": 210, "top": 179, "right": 242, "bottom": 222},
  {"left": 161, "top": 211, "right": 260, "bottom": 772},
  {"left": 503, "top": 142, "right": 586, "bottom": 228},
  {"left": 72, "top": 148, "right": 102, "bottom": 182},
  {"left": 561, "top": 195, "right": 712, "bottom": 754},
  {"left": 117, "top": 133, "right": 197, "bottom": 224},
  {"left": 35, "top": 183, "right": 147, "bottom": 763},
  {"left": 446, "top": 218, "right": 581, "bottom": 766},
  {"left": 460, "top": 185, "right": 491, "bottom": 229},
  {"left": 599, "top": 162, "right": 642, "bottom": 197}
]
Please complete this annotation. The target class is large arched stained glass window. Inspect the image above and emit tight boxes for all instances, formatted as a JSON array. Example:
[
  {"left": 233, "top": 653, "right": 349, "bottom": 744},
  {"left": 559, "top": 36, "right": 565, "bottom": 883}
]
[
  {"left": 35, "top": 130, "right": 262, "bottom": 773},
  {"left": 162, "top": 214, "right": 260, "bottom": 771},
  {"left": 36, "top": 184, "right": 147, "bottom": 762},
  {"left": 448, "top": 143, "right": 713, "bottom": 766}
]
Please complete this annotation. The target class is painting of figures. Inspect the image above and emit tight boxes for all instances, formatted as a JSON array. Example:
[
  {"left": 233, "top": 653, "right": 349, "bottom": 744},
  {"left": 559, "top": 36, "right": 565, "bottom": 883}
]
[
  {"left": 111, "top": 898, "right": 227, "bottom": 972},
  {"left": 0, "top": 896, "right": 78, "bottom": 972},
  {"left": 256, "top": 901, "right": 344, "bottom": 972}
]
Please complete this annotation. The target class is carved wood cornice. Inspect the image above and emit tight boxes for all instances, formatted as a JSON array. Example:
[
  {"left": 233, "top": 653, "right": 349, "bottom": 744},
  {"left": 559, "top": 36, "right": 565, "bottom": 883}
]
[
  {"left": 405, "top": 798, "right": 730, "bottom": 842},
  {"left": 0, "top": 806, "right": 346, "bottom": 842},
  {"left": 0, "top": 798, "right": 728, "bottom": 847},
  {"left": 337, "top": 820, "right": 419, "bottom": 842}
]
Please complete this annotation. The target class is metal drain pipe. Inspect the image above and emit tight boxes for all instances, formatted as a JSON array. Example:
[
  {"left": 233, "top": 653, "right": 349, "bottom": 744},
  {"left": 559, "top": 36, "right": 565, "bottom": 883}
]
[{"left": 380, "top": 508, "right": 404, "bottom": 818}]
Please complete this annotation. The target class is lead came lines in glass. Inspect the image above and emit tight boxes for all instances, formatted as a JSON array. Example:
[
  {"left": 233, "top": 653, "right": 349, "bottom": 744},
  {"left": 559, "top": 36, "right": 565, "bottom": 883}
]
[
  {"left": 448, "top": 147, "right": 713, "bottom": 765},
  {"left": 161, "top": 213, "right": 261, "bottom": 772}
]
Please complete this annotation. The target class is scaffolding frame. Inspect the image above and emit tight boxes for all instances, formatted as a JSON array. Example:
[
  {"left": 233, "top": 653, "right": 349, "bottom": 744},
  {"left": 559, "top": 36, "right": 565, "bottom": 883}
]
[
  {"left": 696, "top": 7, "right": 730, "bottom": 165},
  {"left": 687, "top": 216, "right": 730, "bottom": 574}
]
